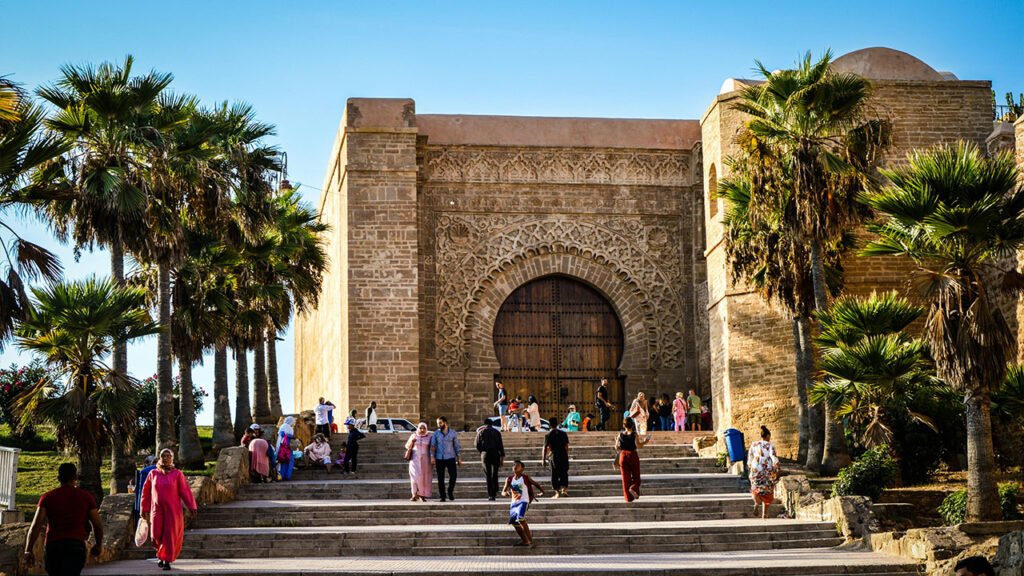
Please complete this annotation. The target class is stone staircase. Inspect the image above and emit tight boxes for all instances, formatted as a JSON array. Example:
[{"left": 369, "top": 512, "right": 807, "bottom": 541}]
[{"left": 87, "top": 431, "right": 919, "bottom": 575}]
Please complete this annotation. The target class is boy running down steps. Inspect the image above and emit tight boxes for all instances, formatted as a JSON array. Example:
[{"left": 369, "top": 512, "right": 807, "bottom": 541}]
[{"left": 501, "top": 460, "right": 545, "bottom": 547}]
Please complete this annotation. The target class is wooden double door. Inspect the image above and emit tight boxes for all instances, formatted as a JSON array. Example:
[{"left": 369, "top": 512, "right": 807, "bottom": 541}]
[{"left": 492, "top": 275, "right": 625, "bottom": 429}]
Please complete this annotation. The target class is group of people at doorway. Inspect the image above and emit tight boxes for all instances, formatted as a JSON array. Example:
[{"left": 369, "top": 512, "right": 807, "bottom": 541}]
[{"left": 494, "top": 380, "right": 711, "bottom": 434}]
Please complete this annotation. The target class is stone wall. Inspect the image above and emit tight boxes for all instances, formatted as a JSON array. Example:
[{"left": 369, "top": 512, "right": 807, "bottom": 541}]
[
  {"left": 699, "top": 72, "right": 993, "bottom": 460},
  {"left": 416, "top": 128, "right": 708, "bottom": 426}
]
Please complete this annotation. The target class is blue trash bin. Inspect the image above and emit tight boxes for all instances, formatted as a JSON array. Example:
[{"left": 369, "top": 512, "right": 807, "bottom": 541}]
[{"left": 723, "top": 428, "right": 745, "bottom": 463}]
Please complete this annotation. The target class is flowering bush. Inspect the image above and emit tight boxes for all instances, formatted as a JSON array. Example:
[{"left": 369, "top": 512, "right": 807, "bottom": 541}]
[
  {"left": 134, "top": 374, "right": 208, "bottom": 448},
  {"left": 0, "top": 360, "right": 53, "bottom": 440}
]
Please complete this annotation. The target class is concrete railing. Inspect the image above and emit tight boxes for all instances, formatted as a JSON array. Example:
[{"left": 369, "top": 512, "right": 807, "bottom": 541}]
[{"left": 0, "top": 447, "right": 19, "bottom": 515}]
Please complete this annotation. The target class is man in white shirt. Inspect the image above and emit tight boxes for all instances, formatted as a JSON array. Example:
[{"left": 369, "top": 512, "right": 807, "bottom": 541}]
[
  {"left": 365, "top": 401, "right": 378, "bottom": 433},
  {"left": 315, "top": 397, "right": 335, "bottom": 438}
]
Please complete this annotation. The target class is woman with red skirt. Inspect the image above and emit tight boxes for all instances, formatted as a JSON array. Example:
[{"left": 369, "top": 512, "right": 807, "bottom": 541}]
[{"left": 614, "top": 417, "right": 650, "bottom": 502}]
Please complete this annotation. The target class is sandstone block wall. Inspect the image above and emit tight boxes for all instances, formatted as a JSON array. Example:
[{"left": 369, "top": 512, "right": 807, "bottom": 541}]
[{"left": 700, "top": 76, "right": 994, "bottom": 459}]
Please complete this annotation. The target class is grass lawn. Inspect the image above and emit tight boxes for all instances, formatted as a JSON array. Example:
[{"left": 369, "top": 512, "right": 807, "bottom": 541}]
[{"left": 2, "top": 424, "right": 219, "bottom": 517}]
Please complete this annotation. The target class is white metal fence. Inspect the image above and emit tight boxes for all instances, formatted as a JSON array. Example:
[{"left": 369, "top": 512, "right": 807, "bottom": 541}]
[{"left": 0, "top": 447, "right": 20, "bottom": 511}]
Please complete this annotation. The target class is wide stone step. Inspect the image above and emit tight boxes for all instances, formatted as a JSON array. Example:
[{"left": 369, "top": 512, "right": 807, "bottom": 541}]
[
  {"left": 319, "top": 445, "right": 700, "bottom": 463},
  {"left": 121, "top": 520, "right": 842, "bottom": 559},
  {"left": 194, "top": 495, "right": 774, "bottom": 528},
  {"left": 285, "top": 457, "right": 720, "bottom": 479},
  {"left": 237, "top": 473, "right": 745, "bottom": 500},
  {"left": 89, "top": 549, "right": 920, "bottom": 575}
]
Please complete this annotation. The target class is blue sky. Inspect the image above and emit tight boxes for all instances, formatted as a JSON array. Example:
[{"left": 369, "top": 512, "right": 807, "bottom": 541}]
[{"left": 2, "top": 1, "right": 1022, "bottom": 425}]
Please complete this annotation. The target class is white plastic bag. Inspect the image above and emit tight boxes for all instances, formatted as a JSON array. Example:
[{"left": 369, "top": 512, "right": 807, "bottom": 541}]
[{"left": 134, "top": 517, "right": 149, "bottom": 547}]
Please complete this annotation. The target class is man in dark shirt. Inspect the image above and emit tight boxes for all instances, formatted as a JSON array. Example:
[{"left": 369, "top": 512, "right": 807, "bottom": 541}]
[
  {"left": 475, "top": 417, "right": 506, "bottom": 500},
  {"left": 25, "top": 463, "right": 103, "bottom": 576},
  {"left": 543, "top": 422, "right": 571, "bottom": 497},
  {"left": 595, "top": 378, "right": 614, "bottom": 431}
]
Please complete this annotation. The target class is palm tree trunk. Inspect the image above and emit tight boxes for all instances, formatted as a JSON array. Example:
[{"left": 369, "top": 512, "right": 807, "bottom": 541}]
[
  {"left": 212, "top": 345, "right": 234, "bottom": 451},
  {"left": 808, "top": 239, "right": 829, "bottom": 312},
  {"left": 233, "top": 347, "right": 251, "bottom": 440},
  {"left": 177, "top": 361, "right": 205, "bottom": 470},
  {"left": 79, "top": 422, "right": 104, "bottom": 504},
  {"left": 792, "top": 316, "right": 810, "bottom": 466},
  {"left": 109, "top": 239, "right": 134, "bottom": 494},
  {"left": 267, "top": 332, "right": 282, "bottom": 420},
  {"left": 964, "top": 389, "right": 1002, "bottom": 520},
  {"left": 821, "top": 405, "right": 852, "bottom": 475},
  {"left": 155, "top": 262, "right": 175, "bottom": 451},
  {"left": 799, "top": 316, "right": 825, "bottom": 472},
  {"left": 252, "top": 339, "right": 270, "bottom": 420}
]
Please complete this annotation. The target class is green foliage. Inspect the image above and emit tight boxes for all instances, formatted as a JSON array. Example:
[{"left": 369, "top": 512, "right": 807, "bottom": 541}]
[
  {"left": 831, "top": 445, "right": 898, "bottom": 500},
  {"left": 939, "top": 483, "right": 1023, "bottom": 525},
  {"left": 134, "top": 373, "right": 206, "bottom": 449},
  {"left": 0, "top": 360, "right": 54, "bottom": 440},
  {"left": 715, "top": 452, "right": 728, "bottom": 468}
]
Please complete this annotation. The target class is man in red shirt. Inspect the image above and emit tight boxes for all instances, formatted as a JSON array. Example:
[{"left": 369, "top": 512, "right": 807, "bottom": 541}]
[{"left": 24, "top": 463, "right": 104, "bottom": 576}]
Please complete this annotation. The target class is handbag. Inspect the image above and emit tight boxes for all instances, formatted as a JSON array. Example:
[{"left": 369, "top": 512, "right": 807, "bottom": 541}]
[
  {"left": 277, "top": 441, "right": 292, "bottom": 463},
  {"left": 134, "top": 517, "right": 149, "bottom": 547},
  {"left": 403, "top": 445, "right": 414, "bottom": 461}
]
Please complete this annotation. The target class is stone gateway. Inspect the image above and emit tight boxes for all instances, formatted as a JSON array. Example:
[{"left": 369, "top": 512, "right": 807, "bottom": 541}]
[{"left": 295, "top": 47, "right": 1000, "bottom": 458}]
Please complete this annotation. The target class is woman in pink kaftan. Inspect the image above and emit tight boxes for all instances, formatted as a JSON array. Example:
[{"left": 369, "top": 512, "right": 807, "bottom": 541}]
[
  {"left": 248, "top": 431, "right": 271, "bottom": 482},
  {"left": 406, "top": 422, "right": 433, "bottom": 501},
  {"left": 141, "top": 449, "right": 198, "bottom": 570}
]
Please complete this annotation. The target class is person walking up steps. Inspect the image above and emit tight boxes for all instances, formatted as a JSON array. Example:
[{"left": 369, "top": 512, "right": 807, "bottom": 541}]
[
  {"left": 406, "top": 422, "right": 433, "bottom": 501},
  {"left": 502, "top": 460, "right": 545, "bottom": 547},
  {"left": 430, "top": 416, "right": 461, "bottom": 501},
  {"left": 673, "top": 392, "right": 688, "bottom": 433},
  {"left": 24, "top": 463, "right": 103, "bottom": 576},
  {"left": 614, "top": 417, "right": 650, "bottom": 502},
  {"left": 595, "top": 378, "right": 613, "bottom": 431},
  {"left": 686, "top": 389, "right": 702, "bottom": 431},
  {"left": 543, "top": 419, "right": 570, "bottom": 497},
  {"left": 747, "top": 425, "right": 780, "bottom": 519},
  {"left": 476, "top": 417, "right": 505, "bottom": 500},
  {"left": 494, "top": 381, "right": 510, "bottom": 431}
]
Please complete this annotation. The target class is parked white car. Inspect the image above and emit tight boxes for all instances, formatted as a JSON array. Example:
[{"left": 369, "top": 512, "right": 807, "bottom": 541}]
[{"left": 356, "top": 417, "right": 418, "bottom": 433}]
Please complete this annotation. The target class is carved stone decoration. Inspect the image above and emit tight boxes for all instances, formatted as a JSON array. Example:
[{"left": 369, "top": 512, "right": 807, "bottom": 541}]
[
  {"left": 435, "top": 213, "right": 687, "bottom": 370},
  {"left": 423, "top": 147, "right": 691, "bottom": 187}
]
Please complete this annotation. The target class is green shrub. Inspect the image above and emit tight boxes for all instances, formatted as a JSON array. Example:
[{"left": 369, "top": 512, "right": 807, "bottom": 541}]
[
  {"left": 938, "top": 483, "right": 1023, "bottom": 525},
  {"left": 715, "top": 452, "right": 728, "bottom": 468},
  {"left": 938, "top": 489, "right": 967, "bottom": 525},
  {"left": 831, "top": 445, "right": 898, "bottom": 500}
]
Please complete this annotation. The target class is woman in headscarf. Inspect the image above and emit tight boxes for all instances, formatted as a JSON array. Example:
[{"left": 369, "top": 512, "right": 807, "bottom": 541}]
[
  {"left": 747, "top": 425, "right": 780, "bottom": 519},
  {"left": 561, "top": 405, "right": 581, "bottom": 432},
  {"left": 276, "top": 416, "right": 297, "bottom": 481},
  {"left": 140, "top": 449, "right": 198, "bottom": 571},
  {"left": 628, "top": 392, "right": 650, "bottom": 435},
  {"left": 132, "top": 455, "right": 157, "bottom": 524},
  {"left": 248, "top": 425, "right": 271, "bottom": 483},
  {"left": 405, "top": 422, "right": 433, "bottom": 501}
]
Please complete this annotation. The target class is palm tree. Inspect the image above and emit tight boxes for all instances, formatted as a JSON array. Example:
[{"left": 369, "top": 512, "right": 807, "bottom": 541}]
[
  {"left": 36, "top": 56, "right": 173, "bottom": 491},
  {"left": 0, "top": 77, "right": 66, "bottom": 344},
  {"left": 861, "top": 142, "right": 1023, "bottom": 521},
  {"left": 719, "top": 150, "right": 822, "bottom": 466},
  {"left": 810, "top": 293, "right": 938, "bottom": 448},
  {"left": 731, "top": 50, "right": 887, "bottom": 473},
  {"left": 261, "top": 186, "right": 328, "bottom": 420},
  {"left": 13, "top": 277, "right": 159, "bottom": 501}
]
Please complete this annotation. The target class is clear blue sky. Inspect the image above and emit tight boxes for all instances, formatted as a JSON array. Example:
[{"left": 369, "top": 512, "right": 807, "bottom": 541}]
[{"left": 2, "top": 1, "right": 1021, "bottom": 425}]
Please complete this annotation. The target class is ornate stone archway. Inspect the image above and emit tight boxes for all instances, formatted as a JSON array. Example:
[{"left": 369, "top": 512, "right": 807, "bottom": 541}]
[{"left": 435, "top": 213, "right": 688, "bottom": 374}]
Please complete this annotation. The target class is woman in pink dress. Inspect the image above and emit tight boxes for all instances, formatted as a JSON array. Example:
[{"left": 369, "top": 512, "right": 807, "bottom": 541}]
[
  {"left": 405, "top": 422, "right": 433, "bottom": 501},
  {"left": 141, "top": 449, "right": 198, "bottom": 571},
  {"left": 248, "top": 428, "right": 271, "bottom": 483}
]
